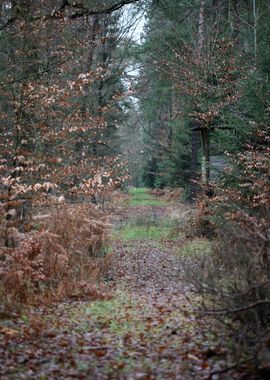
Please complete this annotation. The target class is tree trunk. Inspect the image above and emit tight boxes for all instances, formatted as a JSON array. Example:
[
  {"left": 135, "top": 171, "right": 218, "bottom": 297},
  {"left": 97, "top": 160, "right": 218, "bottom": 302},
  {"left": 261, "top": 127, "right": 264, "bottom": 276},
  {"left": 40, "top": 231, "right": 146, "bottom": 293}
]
[
  {"left": 189, "top": 127, "right": 200, "bottom": 201},
  {"left": 201, "top": 128, "right": 210, "bottom": 185},
  {"left": 198, "top": 0, "right": 206, "bottom": 53},
  {"left": 188, "top": 0, "right": 206, "bottom": 200},
  {"left": 253, "top": 0, "right": 257, "bottom": 64},
  {"left": 198, "top": 0, "right": 211, "bottom": 188}
]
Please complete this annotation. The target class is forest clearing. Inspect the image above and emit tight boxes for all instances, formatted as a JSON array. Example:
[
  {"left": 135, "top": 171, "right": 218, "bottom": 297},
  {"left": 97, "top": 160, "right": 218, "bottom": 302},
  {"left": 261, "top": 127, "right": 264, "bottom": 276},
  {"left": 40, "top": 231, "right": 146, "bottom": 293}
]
[{"left": 0, "top": 1, "right": 270, "bottom": 379}]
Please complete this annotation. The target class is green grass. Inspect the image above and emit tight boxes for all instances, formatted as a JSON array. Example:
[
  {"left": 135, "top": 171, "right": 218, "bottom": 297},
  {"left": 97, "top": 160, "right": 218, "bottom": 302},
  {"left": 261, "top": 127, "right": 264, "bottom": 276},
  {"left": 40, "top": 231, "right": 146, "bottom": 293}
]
[
  {"left": 128, "top": 188, "right": 170, "bottom": 206},
  {"left": 79, "top": 291, "right": 182, "bottom": 375},
  {"left": 178, "top": 238, "right": 212, "bottom": 257},
  {"left": 67, "top": 292, "right": 150, "bottom": 375},
  {"left": 114, "top": 213, "right": 177, "bottom": 241},
  {"left": 129, "top": 188, "right": 148, "bottom": 195},
  {"left": 119, "top": 224, "right": 171, "bottom": 240},
  {"left": 84, "top": 291, "right": 145, "bottom": 335},
  {"left": 114, "top": 201, "right": 188, "bottom": 241}
]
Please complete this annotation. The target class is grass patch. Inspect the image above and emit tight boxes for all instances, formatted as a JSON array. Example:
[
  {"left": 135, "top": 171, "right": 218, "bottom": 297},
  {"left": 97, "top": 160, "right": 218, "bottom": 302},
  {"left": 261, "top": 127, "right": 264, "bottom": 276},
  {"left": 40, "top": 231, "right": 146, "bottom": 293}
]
[
  {"left": 178, "top": 238, "right": 212, "bottom": 257},
  {"left": 114, "top": 213, "right": 176, "bottom": 241},
  {"left": 119, "top": 224, "right": 171, "bottom": 241},
  {"left": 84, "top": 291, "right": 145, "bottom": 335},
  {"left": 114, "top": 208, "right": 189, "bottom": 241},
  {"left": 80, "top": 291, "right": 172, "bottom": 375},
  {"left": 129, "top": 187, "right": 148, "bottom": 196},
  {"left": 128, "top": 188, "right": 170, "bottom": 206}
]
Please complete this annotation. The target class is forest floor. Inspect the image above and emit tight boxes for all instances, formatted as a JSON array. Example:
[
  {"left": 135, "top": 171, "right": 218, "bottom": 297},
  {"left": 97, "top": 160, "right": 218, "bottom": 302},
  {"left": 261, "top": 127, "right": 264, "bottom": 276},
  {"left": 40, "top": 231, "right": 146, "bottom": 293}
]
[{"left": 0, "top": 189, "right": 255, "bottom": 379}]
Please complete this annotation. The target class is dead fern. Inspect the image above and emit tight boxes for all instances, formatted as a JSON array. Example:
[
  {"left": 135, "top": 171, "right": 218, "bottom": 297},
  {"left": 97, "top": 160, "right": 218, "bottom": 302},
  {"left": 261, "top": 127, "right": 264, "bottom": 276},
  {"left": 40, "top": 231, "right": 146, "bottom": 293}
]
[{"left": 0, "top": 202, "right": 112, "bottom": 312}]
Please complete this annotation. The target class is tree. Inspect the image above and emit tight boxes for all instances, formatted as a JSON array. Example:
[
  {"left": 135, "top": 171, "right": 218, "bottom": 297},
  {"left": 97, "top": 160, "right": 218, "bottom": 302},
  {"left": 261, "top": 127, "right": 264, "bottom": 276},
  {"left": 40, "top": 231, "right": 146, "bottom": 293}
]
[
  {"left": 131, "top": 1, "right": 267, "bottom": 199},
  {"left": 0, "top": 0, "right": 136, "bottom": 234},
  {"left": 132, "top": 1, "right": 194, "bottom": 192}
]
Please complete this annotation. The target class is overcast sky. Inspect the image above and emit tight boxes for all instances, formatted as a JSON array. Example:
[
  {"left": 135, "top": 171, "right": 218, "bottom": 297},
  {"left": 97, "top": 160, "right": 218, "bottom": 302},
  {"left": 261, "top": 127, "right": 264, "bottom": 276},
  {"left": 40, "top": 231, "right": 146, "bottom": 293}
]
[{"left": 121, "top": 3, "right": 146, "bottom": 43}]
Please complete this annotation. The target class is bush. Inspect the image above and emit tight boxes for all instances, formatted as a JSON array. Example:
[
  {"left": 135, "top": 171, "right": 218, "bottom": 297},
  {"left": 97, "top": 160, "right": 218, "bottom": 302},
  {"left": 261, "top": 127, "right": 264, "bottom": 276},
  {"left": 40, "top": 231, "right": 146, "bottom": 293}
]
[
  {"left": 0, "top": 202, "right": 112, "bottom": 312},
  {"left": 149, "top": 187, "right": 183, "bottom": 201},
  {"left": 185, "top": 125, "right": 270, "bottom": 364},
  {"left": 184, "top": 194, "right": 216, "bottom": 239}
]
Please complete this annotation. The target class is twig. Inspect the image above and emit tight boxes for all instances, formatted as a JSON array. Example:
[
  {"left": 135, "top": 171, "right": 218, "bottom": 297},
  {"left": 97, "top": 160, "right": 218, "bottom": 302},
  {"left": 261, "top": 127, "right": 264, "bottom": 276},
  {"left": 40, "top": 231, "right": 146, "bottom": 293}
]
[
  {"left": 81, "top": 346, "right": 109, "bottom": 351},
  {"left": 0, "top": 61, "right": 66, "bottom": 87},
  {"left": 137, "top": 118, "right": 171, "bottom": 154},
  {"left": 194, "top": 299, "right": 270, "bottom": 316},
  {"left": 210, "top": 357, "right": 254, "bottom": 379}
]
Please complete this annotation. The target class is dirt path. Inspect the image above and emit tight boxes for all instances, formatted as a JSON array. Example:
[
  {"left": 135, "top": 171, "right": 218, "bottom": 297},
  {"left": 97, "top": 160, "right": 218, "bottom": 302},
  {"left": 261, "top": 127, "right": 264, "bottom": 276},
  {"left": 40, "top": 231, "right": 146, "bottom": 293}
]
[
  {"left": 107, "top": 198, "right": 230, "bottom": 380},
  {"left": 0, "top": 190, "right": 248, "bottom": 380}
]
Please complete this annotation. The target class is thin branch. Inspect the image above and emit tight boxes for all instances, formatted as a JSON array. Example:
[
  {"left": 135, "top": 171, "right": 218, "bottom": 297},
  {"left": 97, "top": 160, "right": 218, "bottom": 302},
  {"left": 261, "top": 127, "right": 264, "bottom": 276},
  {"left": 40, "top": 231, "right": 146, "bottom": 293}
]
[
  {"left": 210, "top": 357, "right": 253, "bottom": 379},
  {"left": 0, "top": 0, "right": 141, "bottom": 30},
  {"left": 0, "top": 61, "right": 66, "bottom": 87},
  {"left": 137, "top": 118, "right": 171, "bottom": 155},
  {"left": 67, "top": 0, "right": 141, "bottom": 18},
  {"left": 195, "top": 300, "right": 270, "bottom": 316}
]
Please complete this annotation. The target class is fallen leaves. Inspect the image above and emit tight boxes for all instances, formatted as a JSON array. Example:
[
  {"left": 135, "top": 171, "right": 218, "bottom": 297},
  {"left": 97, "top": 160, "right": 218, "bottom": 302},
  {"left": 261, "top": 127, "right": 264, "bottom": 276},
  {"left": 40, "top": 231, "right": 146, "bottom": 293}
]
[
  {"left": 0, "top": 196, "right": 255, "bottom": 379},
  {"left": 0, "top": 326, "right": 19, "bottom": 337}
]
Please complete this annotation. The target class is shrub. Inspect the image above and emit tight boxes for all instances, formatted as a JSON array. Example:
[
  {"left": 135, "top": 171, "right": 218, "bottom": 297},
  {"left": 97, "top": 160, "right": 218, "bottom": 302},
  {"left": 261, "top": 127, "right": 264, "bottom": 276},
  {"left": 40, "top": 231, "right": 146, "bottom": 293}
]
[
  {"left": 149, "top": 187, "right": 183, "bottom": 201},
  {"left": 0, "top": 202, "right": 112, "bottom": 313},
  {"left": 185, "top": 125, "right": 270, "bottom": 364},
  {"left": 43, "top": 204, "right": 111, "bottom": 258}
]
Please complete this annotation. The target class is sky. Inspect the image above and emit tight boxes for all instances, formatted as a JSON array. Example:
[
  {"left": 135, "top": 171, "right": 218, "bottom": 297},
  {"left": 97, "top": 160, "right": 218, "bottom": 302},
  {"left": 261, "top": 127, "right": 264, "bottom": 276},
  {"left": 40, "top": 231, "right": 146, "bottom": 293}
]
[{"left": 121, "top": 3, "right": 146, "bottom": 44}]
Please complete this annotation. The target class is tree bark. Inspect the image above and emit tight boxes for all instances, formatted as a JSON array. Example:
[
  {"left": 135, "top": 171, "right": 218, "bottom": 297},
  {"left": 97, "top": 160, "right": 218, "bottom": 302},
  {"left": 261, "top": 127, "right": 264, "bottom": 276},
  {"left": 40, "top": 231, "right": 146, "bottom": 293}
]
[
  {"left": 189, "top": 126, "right": 200, "bottom": 201},
  {"left": 189, "top": 0, "right": 206, "bottom": 198},
  {"left": 201, "top": 128, "right": 210, "bottom": 185},
  {"left": 253, "top": 0, "right": 257, "bottom": 64},
  {"left": 198, "top": 0, "right": 206, "bottom": 53},
  {"left": 198, "top": 0, "right": 211, "bottom": 188}
]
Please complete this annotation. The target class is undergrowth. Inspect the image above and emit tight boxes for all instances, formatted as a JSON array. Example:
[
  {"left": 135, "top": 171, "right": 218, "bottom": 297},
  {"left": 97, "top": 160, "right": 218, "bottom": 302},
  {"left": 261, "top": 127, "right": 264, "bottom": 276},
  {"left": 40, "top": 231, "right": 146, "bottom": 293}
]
[
  {"left": 178, "top": 238, "right": 212, "bottom": 258},
  {"left": 0, "top": 202, "right": 112, "bottom": 313},
  {"left": 128, "top": 188, "right": 170, "bottom": 206}
]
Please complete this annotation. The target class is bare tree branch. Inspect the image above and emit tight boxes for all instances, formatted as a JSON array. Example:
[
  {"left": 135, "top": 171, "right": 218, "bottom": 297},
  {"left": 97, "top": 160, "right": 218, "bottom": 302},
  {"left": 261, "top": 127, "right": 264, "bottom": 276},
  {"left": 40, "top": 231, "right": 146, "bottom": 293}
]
[
  {"left": 137, "top": 118, "right": 171, "bottom": 155},
  {"left": 0, "top": 0, "right": 141, "bottom": 30},
  {"left": 67, "top": 0, "right": 141, "bottom": 19},
  {"left": 195, "top": 300, "right": 270, "bottom": 316}
]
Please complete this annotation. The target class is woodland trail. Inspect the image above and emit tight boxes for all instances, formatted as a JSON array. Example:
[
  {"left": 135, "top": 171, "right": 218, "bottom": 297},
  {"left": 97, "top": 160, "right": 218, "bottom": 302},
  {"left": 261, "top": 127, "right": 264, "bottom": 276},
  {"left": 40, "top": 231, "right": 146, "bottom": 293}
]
[{"left": 0, "top": 189, "right": 247, "bottom": 380}]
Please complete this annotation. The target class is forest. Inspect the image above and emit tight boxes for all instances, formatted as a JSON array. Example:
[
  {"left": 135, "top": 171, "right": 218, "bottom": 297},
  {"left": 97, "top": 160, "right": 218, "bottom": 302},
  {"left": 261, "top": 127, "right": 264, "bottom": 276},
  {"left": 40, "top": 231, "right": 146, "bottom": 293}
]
[{"left": 0, "top": 0, "right": 269, "bottom": 379}]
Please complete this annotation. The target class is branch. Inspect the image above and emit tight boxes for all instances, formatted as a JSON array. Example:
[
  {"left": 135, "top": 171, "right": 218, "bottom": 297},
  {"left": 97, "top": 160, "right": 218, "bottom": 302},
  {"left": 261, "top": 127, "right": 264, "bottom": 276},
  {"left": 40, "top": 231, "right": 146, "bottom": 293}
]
[
  {"left": 0, "top": 0, "right": 141, "bottom": 30},
  {"left": 0, "top": 61, "right": 66, "bottom": 87},
  {"left": 195, "top": 299, "right": 270, "bottom": 316},
  {"left": 137, "top": 118, "right": 171, "bottom": 155},
  {"left": 68, "top": 0, "right": 141, "bottom": 19},
  {"left": 210, "top": 357, "right": 253, "bottom": 379}
]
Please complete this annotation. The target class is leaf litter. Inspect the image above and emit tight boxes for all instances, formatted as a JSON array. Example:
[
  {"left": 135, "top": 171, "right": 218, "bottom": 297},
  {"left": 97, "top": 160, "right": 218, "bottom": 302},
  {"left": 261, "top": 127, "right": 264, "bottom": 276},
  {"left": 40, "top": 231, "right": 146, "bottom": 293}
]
[{"left": 0, "top": 197, "right": 256, "bottom": 379}]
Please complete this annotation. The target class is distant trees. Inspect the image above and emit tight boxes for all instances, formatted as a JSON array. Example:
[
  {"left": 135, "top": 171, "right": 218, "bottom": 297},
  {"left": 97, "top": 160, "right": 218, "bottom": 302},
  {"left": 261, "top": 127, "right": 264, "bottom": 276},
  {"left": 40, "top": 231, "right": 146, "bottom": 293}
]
[
  {"left": 133, "top": 0, "right": 265, "bottom": 198},
  {"left": 1, "top": 0, "right": 268, "bottom": 204},
  {"left": 134, "top": 2, "right": 193, "bottom": 191},
  {"left": 134, "top": 0, "right": 207, "bottom": 195}
]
